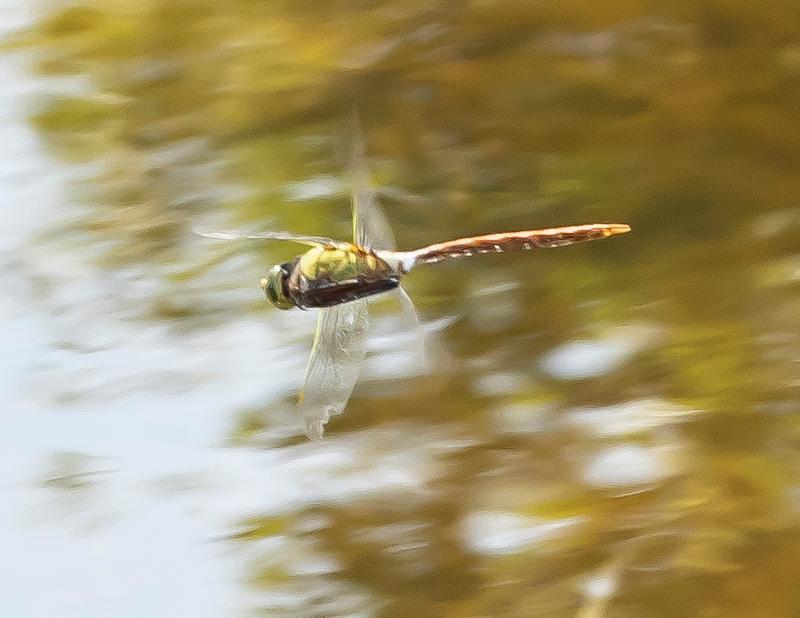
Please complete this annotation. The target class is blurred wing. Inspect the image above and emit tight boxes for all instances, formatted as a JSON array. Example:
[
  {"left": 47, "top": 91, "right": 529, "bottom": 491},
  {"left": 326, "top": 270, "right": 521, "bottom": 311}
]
[
  {"left": 349, "top": 115, "right": 397, "bottom": 250},
  {"left": 395, "top": 285, "right": 421, "bottom": 330},
  {"left": 298, "top": 299, "right": 370, "bottom": 439},
  {"left": 194, "top": 228, "right": 342, "bottom": 248},
  {"left": 395, "top": 285, "right": 430, "bottom": 372}
]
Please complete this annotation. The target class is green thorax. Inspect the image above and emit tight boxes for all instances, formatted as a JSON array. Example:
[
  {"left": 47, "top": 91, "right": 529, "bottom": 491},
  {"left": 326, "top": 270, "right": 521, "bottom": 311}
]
[{"left": 297, "top": 244, "right": 394, "bottom": 284}]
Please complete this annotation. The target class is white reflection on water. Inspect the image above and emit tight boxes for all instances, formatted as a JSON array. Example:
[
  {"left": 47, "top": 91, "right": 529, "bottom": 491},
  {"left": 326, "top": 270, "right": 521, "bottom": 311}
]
[
  {"left": 460, "top": 510, "right": 586, "bottom": 556},
  {"left": 582, "top": 444, "right": 680, "bottom": 489},
  {"left": 541, "top": 324, "right": 661, "bottom": 380},
  {"left": 472, "top": 370, "right": 529, "bottom": 397},
  {"left": 567, "top": 398, "right": 698, "bottom": 438}
]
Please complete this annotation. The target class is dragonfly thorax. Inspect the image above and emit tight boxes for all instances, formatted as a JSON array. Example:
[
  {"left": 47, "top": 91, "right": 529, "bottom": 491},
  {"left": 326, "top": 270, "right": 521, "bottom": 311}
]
[{"left": 276, "top": 245, "right": 401, "bottom": 309}]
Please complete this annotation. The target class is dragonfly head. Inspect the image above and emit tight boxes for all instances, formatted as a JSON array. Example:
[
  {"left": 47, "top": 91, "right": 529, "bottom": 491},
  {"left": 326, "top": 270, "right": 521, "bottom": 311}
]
[{"left": 261, "top": 263, "right": 294, "bottom": 310}]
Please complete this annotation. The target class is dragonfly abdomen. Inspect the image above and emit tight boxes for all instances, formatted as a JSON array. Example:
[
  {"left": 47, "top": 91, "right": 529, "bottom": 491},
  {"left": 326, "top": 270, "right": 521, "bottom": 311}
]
[{"left": 406, "top": 223, "right": 631, "bottom": 266}]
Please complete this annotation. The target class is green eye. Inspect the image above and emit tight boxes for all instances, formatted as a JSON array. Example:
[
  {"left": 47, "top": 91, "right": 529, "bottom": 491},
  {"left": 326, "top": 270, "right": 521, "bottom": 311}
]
[{"left": 261, "top": 265, "right": 294, "bottom": 310}]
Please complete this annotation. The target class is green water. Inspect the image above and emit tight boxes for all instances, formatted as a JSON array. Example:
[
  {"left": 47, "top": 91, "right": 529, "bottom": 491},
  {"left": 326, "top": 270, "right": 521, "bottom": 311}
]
[{"left": 8, "top": 1, "right": 800, "bottom": 615}]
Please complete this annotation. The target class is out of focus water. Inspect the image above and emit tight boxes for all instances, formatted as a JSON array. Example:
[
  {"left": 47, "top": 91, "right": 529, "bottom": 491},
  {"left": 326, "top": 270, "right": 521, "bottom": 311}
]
[{"left": 4, "top": 1, "right": 800, "bottom": 616}]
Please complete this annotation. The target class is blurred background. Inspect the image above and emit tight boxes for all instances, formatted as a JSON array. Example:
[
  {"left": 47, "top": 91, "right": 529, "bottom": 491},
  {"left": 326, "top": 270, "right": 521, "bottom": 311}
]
[{"left": 3, "top": 0, "right": 800, "bottom": 615}]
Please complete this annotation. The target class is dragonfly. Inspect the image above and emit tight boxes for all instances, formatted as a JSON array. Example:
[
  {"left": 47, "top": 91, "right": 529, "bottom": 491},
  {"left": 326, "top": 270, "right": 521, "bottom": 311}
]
[{"left": 198, "top": 141, "right": 630, "bottom": 439}]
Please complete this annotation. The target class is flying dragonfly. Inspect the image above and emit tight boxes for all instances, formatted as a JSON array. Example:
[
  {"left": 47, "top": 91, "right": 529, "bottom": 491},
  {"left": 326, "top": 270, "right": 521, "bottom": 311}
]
[{"left": 198, "top": 141, "right": 630, "bottom": 439}]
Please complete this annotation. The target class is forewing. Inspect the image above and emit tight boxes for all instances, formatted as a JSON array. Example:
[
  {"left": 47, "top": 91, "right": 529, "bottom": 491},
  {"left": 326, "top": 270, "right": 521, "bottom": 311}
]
[
  {"left": 349, "top": 118, "right": 397, "bottom": 250},
  {"left": 194, "top": 228, "right": 342, "bottom": 248},
  {"left": 298, "top": 299, "right": 370, "bottom": 439}
]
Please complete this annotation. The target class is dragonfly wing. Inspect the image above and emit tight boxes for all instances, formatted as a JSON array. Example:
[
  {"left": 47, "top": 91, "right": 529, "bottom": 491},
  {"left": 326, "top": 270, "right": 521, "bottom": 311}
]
[
  {"left": 349, "top": 116, "right": 397, "bottom": 250},
  {"left": 193, "top": 227, "right": 343, "bottom": 248},
  {"left": 395, "top": 285, "right": 421, "bottom": 330},
  {"left": 394, "top": 285, "right": 430, "bottom": 372},
  {"left": 298, "top": 299, "right": 370, "bottom": 439}
]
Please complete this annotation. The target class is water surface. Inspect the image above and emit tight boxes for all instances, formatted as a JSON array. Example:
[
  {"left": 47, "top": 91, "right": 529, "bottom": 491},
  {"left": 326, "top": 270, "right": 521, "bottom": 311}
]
[{"left": 4, "top": 1, "right": 800, "bottom": 615}]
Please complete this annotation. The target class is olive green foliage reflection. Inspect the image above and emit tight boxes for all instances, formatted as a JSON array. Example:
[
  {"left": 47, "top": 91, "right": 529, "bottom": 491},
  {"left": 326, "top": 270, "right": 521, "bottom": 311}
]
[{"left": 20, "top": 0, "right": 800, "bottom": 614}]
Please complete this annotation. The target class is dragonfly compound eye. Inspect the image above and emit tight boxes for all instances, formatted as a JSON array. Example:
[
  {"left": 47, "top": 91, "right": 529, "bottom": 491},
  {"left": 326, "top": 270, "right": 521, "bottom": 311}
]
[{"left": 261, "top": 264, "right": 295, "bottom": 310}]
